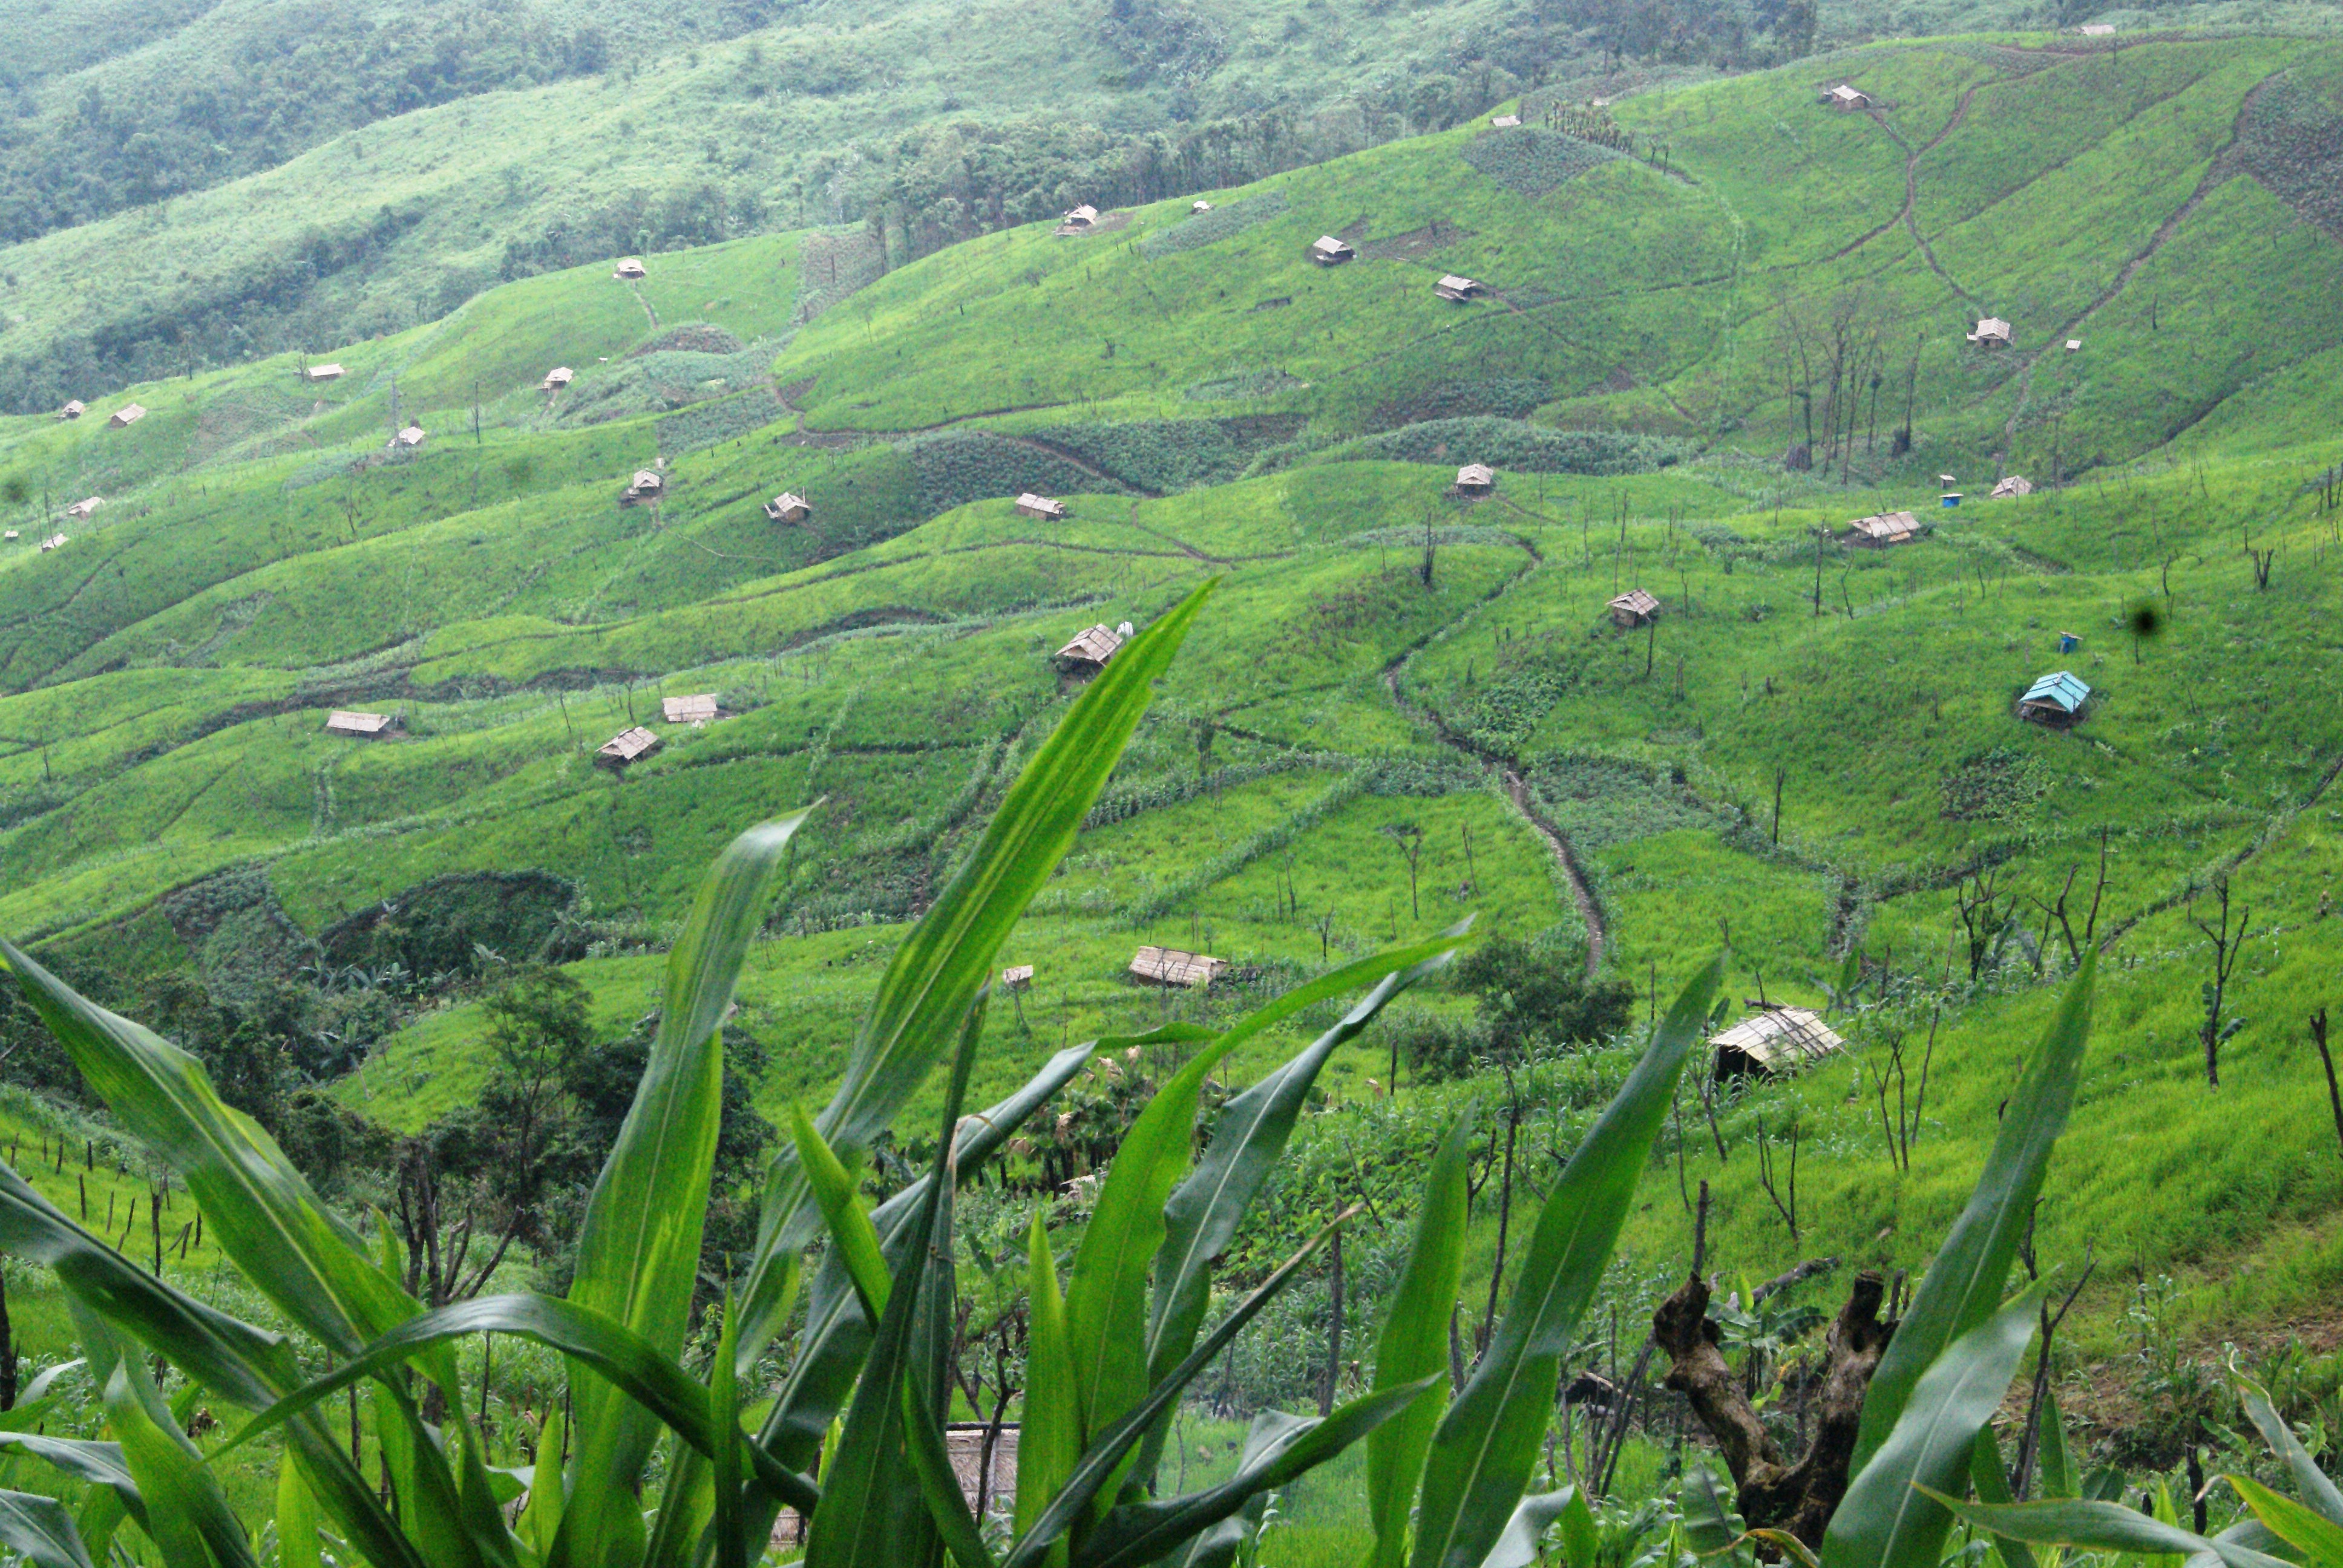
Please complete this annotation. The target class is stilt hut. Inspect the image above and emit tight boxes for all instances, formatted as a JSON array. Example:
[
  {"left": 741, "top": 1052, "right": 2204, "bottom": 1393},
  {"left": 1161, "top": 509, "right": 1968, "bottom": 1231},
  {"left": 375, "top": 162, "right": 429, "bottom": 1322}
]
[
  {"left": 1015, "top": 493, "right": 1067, "bottom": 521},
  {"left": 1607, "top": 588, "right": 1660, "bottom": 628},
  {"left": 1967, "top": 317, "right": 2013, "bottom": 348},
  {"left": 597, "top": 727, "right": 663, "bottom": 770},
  {"left": 1129, "top": 946, "right": 1227, "bottom": 988},
  {"left": 764, "top": 492, "right": 811, "bottom": 523},
  {"left": 662, "top": 693, "right": 721, "bottom": 725},
  {"left": 542, "top": 367, "right": 575, "bottom": 391},
  {"left": 1000, "top": 965, "right": 1034, "bottom": 992},
  {"left": 1455, "top": 463, "right": 1495, "bottom": 494},
  {"left": 1841, "top": 510, "right": 1921, "bottom": 546},
  {"left": 1055, "top": 624, "right": 1124, "bottom": 670},
  {"left": 1309, "top": 235, "right": 1355, "bottom": 265},
  {"left": 1435, "top": 275, "right": 1484, "bottom": 301},
  {"left": 1711, "top": 1006, "right": 1844, "bottom": 1078}
]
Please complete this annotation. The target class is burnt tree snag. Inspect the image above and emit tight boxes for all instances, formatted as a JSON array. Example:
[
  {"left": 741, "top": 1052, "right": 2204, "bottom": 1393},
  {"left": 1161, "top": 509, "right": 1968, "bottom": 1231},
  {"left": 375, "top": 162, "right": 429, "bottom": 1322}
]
[{"left": 1653, "top": 1269, "right": 1896, "bottom": 1549}]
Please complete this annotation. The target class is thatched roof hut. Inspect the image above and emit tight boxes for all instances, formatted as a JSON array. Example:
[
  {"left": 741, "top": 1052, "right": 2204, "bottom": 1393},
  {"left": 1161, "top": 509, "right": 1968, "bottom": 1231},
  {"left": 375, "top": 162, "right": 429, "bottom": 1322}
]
[
  {"left": 621, "top": 470, "right": 664, "bottom": 504},
  {"left": 2018, "top": 670, "right": 2089, "bottom": 725},
  {"left": 1967, "top": 316, "right": 2012, "bottom": 347},
  {"left": 1055, "top": 624, "right": 1124, "bottom": 668},
  {"left": 39, "top": 534, "right": 67, "bottom": 551},
  {"left": 542, "top": 367, "right": 575, "bottom": 390},
  {"left": 1455, "top": 462, "right": 1495, "bottom": 493},
  {"left": 56, "top": 400, "right": 84, "bottom": 420},
  {"left": 1711, "top": 1007, "right": 1844, "bottom": 1077},
  {"left": 615, "top": 257, "right": 647, "bottom": 279},
  {"left": 764, "top": 492, "right": 811, "bottom": 523},
  {"left": 63, "top": 497, "right": 103, "bottom": 520},
  {"left": 663, "top": 693, "right": 721, "bottom": 725},
  {"left": 2065, "top": 339, "right": 2082, "bottom": 352},
  {"left": 1309, "top": 235, "right": 1355, "bottom": 265},
  {"left": 597, "top": 726, "right": 663, "bottom": 769},
  {"left": 1434, "top": 274, "right": 1484, "bottom": 301},
  {"left": 325, "top": 710, "right": 398, "bottom": 738},
  {"left": 1063, "top": 204, "right": 1099, "bottom": 227},
  {"left": 1608, "top": 588, "right": 1660, "bottom": 627},
  {"left": 1191, "top": 200, "right": 1213, "bottom": 214},
  {"left": 1000, "top": 964, "right": 1034, "bottom": 991},
  {"left": 109, "top": 403, "right": 146, "bottom": 428},
  {"left": 1130, "top": 946, "right": 1226, "bottom": 988},
  {"left": 392, "top": 425, "right": 425, "bottom": 448},
  {"left": 1843, "top": 510, "right": 1922, "bottom": 546},
  {"left": 1991, "top": 475, "right": 2033, "bottom": 499},
  {"left": 1015, "top": 493, "right": 1067, "bottom": 520},
  {"left": 1823, "top": 83, "right": 1872, "bottom": 110},
  {"left": 2, "top": 531, "right": 17, "bottom": 542},
  {"left": 1489, "top": 114, "right": 1521, "bottom": 128},
  {"left": 306, "top": 364, "right": 345, "bottom": 382}
]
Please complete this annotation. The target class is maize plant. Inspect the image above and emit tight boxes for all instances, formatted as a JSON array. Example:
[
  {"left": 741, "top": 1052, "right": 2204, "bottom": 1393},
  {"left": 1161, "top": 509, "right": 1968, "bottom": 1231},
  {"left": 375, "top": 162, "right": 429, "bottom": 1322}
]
[{"left": 0, "top": 574, "right": 2105, "bottom": 1568}]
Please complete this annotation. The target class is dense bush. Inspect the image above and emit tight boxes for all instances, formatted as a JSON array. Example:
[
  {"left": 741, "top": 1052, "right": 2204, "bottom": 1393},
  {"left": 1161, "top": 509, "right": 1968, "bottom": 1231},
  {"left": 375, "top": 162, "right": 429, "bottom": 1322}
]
[
  {"left": 1135, "top": 191, "right": 1292, "bottom": 258},
  {"left": 1460, "top": 125, "right": 1622, "bottom": 195}
]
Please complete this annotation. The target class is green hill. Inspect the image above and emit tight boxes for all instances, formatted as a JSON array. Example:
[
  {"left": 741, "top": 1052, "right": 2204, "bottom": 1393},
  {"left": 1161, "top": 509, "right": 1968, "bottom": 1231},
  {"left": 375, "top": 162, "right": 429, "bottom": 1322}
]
[{"left": 0, "top": 28, "right": 2341, "bottom": 1435}]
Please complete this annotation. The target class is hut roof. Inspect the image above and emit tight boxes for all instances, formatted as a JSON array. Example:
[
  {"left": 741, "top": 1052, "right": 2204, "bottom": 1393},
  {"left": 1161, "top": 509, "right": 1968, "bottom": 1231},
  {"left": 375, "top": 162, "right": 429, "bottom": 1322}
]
[
  {"left": 1711, "top": 1007, "right": 1844, "bottom": 1076},
  {"left": 598, "top": 726, "right": 663, "bottom": 764},
  {"left": 1967, "top": 316, "right": 2013, "bottom": 343},
  {"left": 543, "top": 367, "right": 575, "bottom": 387},
  {"left": 1064, "top": 204, "right": 1099, "bottom": 225},
  {"left": 1130, "top": 946, "right": 1227, "bottom": 987},
  {"left": 765, "top": 491, "right": 811, "bottom": 520},
  {"left": 1489, "top": 113, "right": 1521, "bottom": 127},
  {"left": 64, "top": 497, "right": 103, "bottom": 519},
  {"left": 2, "top": 531, "right": 16, "bottom": 541},
  {"left": 1991, "top": 475, "right": 2033, "bottom": 498},
  {"left": 663, "top": 693, "right": 721, "bottom": 725},
  {"left": 1016, "top": 492, "right": 1067, "bottom": 518},
  {"left": 2065, "top": 339, "right": 2082, "bottom": 351},
  {"left": 2021, "top": 670, "right": 2090, "bottom": 714},
  {"left": 306, "top": 364, "right": 344, "bottom": 382},
  {"left": 1310, "top": 235, "right": 1355, "bottom": 260},
  {"left": 1846, "top": 510, "right": 1921, "bottom": 543},
  {"left": 1435, "top": 274, "right": 1483, "bottom": 299},
  {"left": 615, "top": 257, "right": 646, "bottom": 277},
  {"left": 39, "top": 534, "right": 67, "bottom": 551},
  {"left": 393, "top": 425, "right": 425, "bottom": 447},
  {"left": 1000, "top": 964, "right": 1034, "bottom": 990},
  {"left": 2079, "top": 21, "right": 2114, "bottom": 32},
  {"left": 1191, "top": 199, "right": 1213, "bottom": 213},
  {"left": 1056, "top": 624, "right": 1124, "bottom": 665},
  {"left": 631, "top": 470, "right": 663, "bottom": 491},
  {"left": 57, "top": 400, "right": 84, "bottom": 420},
  {"left": 110, "top": 403, "right": 146, "bottom": 427},
  {"left": 1827, "top": 83, "right": 1870, "bottom": 103},
  {"left": 326, "top": 710, "right": 396, "bottom": 736},
  {"left": 1610, "top": 587, "right": 1660, "bottom": 616},
  {"left": 1456, "top": 462, "right": 1495, "bottom": 488}
]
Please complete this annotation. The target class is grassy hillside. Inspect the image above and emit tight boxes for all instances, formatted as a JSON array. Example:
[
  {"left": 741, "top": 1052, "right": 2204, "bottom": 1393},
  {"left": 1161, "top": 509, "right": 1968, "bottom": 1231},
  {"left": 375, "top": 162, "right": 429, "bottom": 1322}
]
[{"left": 0, "top": 33, "right": 2338, "bottom": 1459}]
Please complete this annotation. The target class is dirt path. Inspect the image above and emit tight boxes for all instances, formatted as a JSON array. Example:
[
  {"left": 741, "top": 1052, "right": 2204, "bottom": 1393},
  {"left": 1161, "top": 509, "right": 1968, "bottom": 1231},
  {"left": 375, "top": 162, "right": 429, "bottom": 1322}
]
[
  {"left": 626, "top": 280, "right": 661, "bottom": 331},
  {"left": 1861, "top": 84, "right": 1989, "bottom": 305}
]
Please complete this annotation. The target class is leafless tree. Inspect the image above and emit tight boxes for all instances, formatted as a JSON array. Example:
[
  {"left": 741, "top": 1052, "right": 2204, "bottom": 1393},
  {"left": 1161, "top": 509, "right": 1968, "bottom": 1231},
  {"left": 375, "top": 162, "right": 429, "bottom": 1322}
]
[{"left": 2191, "top": 875, "right": 2249, "bottom": 1088}]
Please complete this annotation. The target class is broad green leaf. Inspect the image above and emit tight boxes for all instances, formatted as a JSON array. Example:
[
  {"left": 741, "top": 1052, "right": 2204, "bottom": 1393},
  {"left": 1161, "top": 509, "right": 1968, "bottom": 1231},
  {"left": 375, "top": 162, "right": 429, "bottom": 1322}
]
[
  {"left": 1852, "top": 956, "right": 2094, "bottom": 1471},
  {"left": 517, "top": 1408, "right": 568, "bottom": 1564},
  {"left": 1483, "top": 1489, "right": 1582, "bottom": 1568},
  {"left": 643, "top": 1444, "right": 712, "bottom": 1568},
  {"left": 1931, "top": 1495, "right": 2290, "bottom": 1568},
  {"left": 741, "top": 582, "right": 1214, "bottom": 1357},
  {"left": 1682, "top": 1467, "right": 1744, "bottom": 1557},
  {"left": 1743, "top": 1532, "right": 1822, "bottom": 1568},
  {"left": 1411, "top": 953, "right": 1725, "bottom": 1568},
  {"left": 805, "top": 997, "right": 985, "bottom": 1568},
  {"left": 2036, "top": 1387, "right": 2075, "bottom": 1502},
  {"left": 103, "top": 1361, "right": 257, "bottom": 1568},
  {"left": 1821, "top": 1290, "right": 2041, "bottom": 1568},
  {"left": 1076, "top": 1380, "right": 1437, "bottom": 1568},
  {"left": 1555, "top": 1485, "right": 1598, "bottom": 1568},
  {"left": 1017, "top": 1209, "right": 1080, "bottom": 1552},
  {"left": 2228, "top": 1477, "right": 2343, "bottom": 1568},
  {"left": 277, "top": 1454, "right": 322, "bottom": 1568},
  {"left": 1365, "top": 1111, "right": 1475, "bottom": 1568},
  {"left": 0, "top": 1490, "right": 96, "bottom": 1568},
  {"left": 1969, "top": 1424, "right": 2040, "bottom": 1568},
  {"left": 0, "top": 1437, "right": 140, "bottom": 1525},
  {"left": 713, "top": 1295, "right": 747, "bottom": 1568},
  {"left": 790, "top": 1105, "right": 890, "bottom": 1321},
  {"left": 0, "top": 941, "right": 415, "bottom": 1353},
  {"left": 559, "top": 810, "right": 810, "bottom": 1568},
  {"left": 2237, "top": 1373, "right": 2343, "bottom": 1525},
  {"left": 903, "top": 1374, "right": 1000, "bottom": 1568},
  {"left": 1170, "top": 1414, "right": 1308, "bottom": 1568}
]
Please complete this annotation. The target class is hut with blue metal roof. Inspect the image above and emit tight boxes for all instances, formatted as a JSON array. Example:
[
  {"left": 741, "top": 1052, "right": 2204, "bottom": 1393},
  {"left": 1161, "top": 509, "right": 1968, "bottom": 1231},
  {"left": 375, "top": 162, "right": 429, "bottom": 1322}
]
[{"left": 2017, "top": 670, "right": 2090, "bottom": 726}]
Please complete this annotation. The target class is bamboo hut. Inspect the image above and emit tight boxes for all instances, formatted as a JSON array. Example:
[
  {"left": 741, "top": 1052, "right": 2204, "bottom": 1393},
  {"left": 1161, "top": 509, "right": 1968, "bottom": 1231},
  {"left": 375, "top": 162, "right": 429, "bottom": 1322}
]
[
  {"left": 109, "top": 403, "right": 146, "bottom": 428},
  {"left": 1607, "top": 588, "right": 1660, "bottom": 628},
  {"left": 39, "top": 534, "right": 67, "bottom": 551},
  {"left": 1055, "top": 624, "right": 1124, "bottom": 669},
  {"left": 1489, "top": 114, "right": 1522, "bottom": 127},
  {"left": 56, "top": 400, "right": 84, "bottom": 420},
  {"left": 306, "top": 364, "right": 345, "bottom": 382},
  {"left": 662, "top": 693, "right": 721, "bottom": 725},
  {"left": 391, "top": 425, "right": 425, "bottom": 449},
  {"left": 325, "top": 710, "right": 398, "bottom": 739},
  {"left": 63, "top": 497, "right": 103, "bottom": 521},
  {"left": 620, "top": 470, "right": 664, "bottom": 504},
  {"left": 1015, "top": 493, "right": 1067, "bottom": 520},
  {"left": 764, "top": 492, "right": 811, "bottom": 523},
  {"left": 596, "top": 726, "right": 663, "bottom": 769},
  {"left": 542, "top": 367, "right": 575, "bottom": 390},
  {"left": 1822, "top": 84, "right": 1872, "bottom": 110},
  {"left": 1842, "top": 510, "right": 1922, "bottom": 546},
  {"left": 614, "top": 257, "right": 647, "bottom": 279},
  {"left": 1991, "top": 475, "right": 2033, "bottom": 499},
  {"left": 1129, "top": 946, "right": 1226, "bottom": 988},
  {"left": 1191, "top": 200, "right": 1213, "bottom": 214},
  {"left": 1455, "top": 463, "right": 1495, "bottom": 494},
  {"left": 1434, "top": 275, "right": 1484, "bottom": 301},
  {"left": 1711, "top": 1006, "right": 1844, "bottom": 1078},
  {"left": 1967, "top": 316, "right": 2013, "bottom": 348},
  {"left": 1309, "top": 235, "right": 1355, "bottom": 265}
]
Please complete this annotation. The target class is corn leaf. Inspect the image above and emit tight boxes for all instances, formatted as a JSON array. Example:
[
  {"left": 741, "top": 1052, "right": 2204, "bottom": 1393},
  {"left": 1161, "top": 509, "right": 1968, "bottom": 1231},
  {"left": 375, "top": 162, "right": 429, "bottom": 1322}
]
[
  {"left": 2237, "top": 1373, "right": 2343, "bottom": 1526},
  {"left": 2036, "top": 1388, "right": 2075, "bottom": 1502},
  {"left": 277, "top": 1455, "right": 322, "bottom": 1568},
  {"left": 1411, "top": 953, "right": 1725, "bottom": 1568},
  {"left": 1555, "top": 1486, "right": 1598, "bottom": 1568},
  {"left": 1482, "top": 1489, "right": 1583, "bottom": 1568},
  {"left": 0, "top": 1490, "right": 96, "bottom": 1568},
  {"left": 102, "top": 1361, "right": 257, "bottom": 1568},
  {"left": 1852, "top": 955, "right": 2094, "bottom": 1471},
  {"left": 1365, "top": 1111, "right": 1476, "bottom": 1568},
  {"left": 741, "top": 582, "right": 1214, "bottom": 1357},
  {"left": 1820, "top": 1290, "right": 2042, "bottom": 1568},
  {"left": 1968, "top": 1423, "right": 2040, "bottom": 1568},
  {"left": 713, "top": 1296, "right": 747, "bottom": 1568},
  {"left": 1930, "top": 1495, "right": 2291, "bottom": 1568},
  {"left": 1018, "top": 1209, "right": 1080, "bottom": 1550},
  {"left": 1169, "top": 1414, "right": 1309, "bottom": 1568},
  {"left": 2227, "top": 1477, "right": 2343, "bottom": 1568},
  {"left": 902, "top": 1374, "right": 1000, "bottom": 1568},
  {"left": 557, "top": 810, "right": 810, "bottom": 1568},
  {"left": 790, "top": 1106, "right": 891, "bottom": 1321},
  {"left": 517, "top": 1408, "right": 568, "bottom": 1565},
  {"left": 643, "top": 1445, "right": 712, "bottom": 1568}
]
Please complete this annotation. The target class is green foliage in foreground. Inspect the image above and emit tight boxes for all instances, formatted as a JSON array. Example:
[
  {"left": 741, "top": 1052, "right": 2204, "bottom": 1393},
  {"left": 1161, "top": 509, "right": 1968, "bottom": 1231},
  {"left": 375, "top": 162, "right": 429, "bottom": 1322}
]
[{"left": 0, "top": 577, "right": 2120, "bottom": 1568}]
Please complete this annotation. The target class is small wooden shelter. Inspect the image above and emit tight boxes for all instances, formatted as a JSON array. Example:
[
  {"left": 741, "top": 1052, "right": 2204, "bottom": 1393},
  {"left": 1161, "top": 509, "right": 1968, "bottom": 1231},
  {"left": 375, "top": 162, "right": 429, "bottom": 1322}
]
[
  {"left": 1062, "top": 204, "right": 1099, "bottom": 229},
  {"left": 1434, "top": 274, "right": 1484, "bottom": 301},
  {"left": 597, "top": 726, "right": 663, "bottom": 770},
  {"left": 306, "top": 364, "right": 345, "bottom": 382},
  {"left": 63, "top": 497, "right": 103, "bottom": 521},
  {"left": 1967, "top": 316, "right": 2013, "bottom": 348},
  {"left": 1489, "top": 114, "right": 1522, "bottom": 128},
  {"left": 109, "top": 403, "right": 146, "bottom": 428},
  {"left": 621, "top": 470, "right": 664, "bottom": 504},
  {"left": 614, "top": 257, "right": 647, "bottom": 279},
  {"left": 1191, "top": 200, "right": 1213, "bottom": 214},
  {"left": 662, "top": 693, "right": 721, "bottom": 725},
  {"left": 1015, "top": 493, "right": 1067, "bottom": 521},
  {"left": 542, "top": 367, "right": 575, "bottom": 390},
  {"left": 764, "top": 492, "right": 811, "bottom": 523},
  {"left": 1455, "top": 463, "right": 1495, "bottom": 494},
  {"left": 1843, "top": 509, "right": 1921, "bottom": 547},
  {"left": 2065, "top": 339, "right": 2082, "bottom": 352},
  {"left": 1130, "top": 946, "right": 1227, "bottom": 988},
  {"left": 1000, "top": 964, "right": 1034, "bottom": 992},
  {"left": 39, "top": 534, "right": 67, "bottom": 552},
  {"left": 392, "top": 425, "right": 425, "bottom": 449},
  {"left": 1822, "top": 83, "right": 1872, "bottom": 110},
  {"left": 1991, "top": 475, "right": 2033, "bottom": 499},
  {"left": 2, "top": 531, "right": 17, "bottom": 542},
  {"left": 1711, "top": 1006, "right": 1844, "bottom": 1078},
  {"left": 2017, "top": 670, "right": 2090, "bottom": 726},
  {"left": 1608, "top": 588, "right": 1660, "bottom": 628},
  {"left": 325, "top": 710, "right": 398, "bottom": 739},
  {"left": 56, "top": 400, "right": 84, "bottom": 421},
  {"left": 1309, "top": 235, "right": 1355, "bottom": 266},
  {"left": 1055, "top": 624, "right": 1124, "bottom": 668}
]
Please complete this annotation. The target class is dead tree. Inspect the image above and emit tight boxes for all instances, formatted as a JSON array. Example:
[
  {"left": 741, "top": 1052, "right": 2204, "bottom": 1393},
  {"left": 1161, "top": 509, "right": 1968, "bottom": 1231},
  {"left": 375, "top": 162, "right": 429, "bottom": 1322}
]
[
  {"left": 1654, "top": 1269, "right": 1896, "bottom": 1550},
  {"left": 2312, "top": 1009, "right": 2342, "bottom": 1162},
  {"left": 2191, "top": 876, "right": 2248, "bottom": 1088}
]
